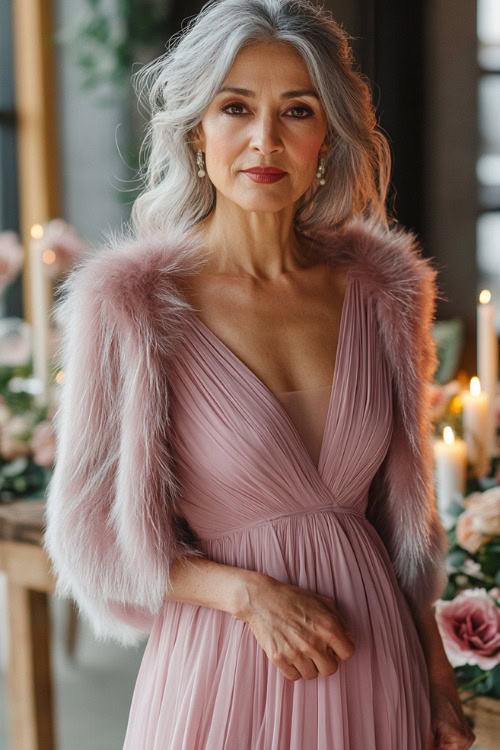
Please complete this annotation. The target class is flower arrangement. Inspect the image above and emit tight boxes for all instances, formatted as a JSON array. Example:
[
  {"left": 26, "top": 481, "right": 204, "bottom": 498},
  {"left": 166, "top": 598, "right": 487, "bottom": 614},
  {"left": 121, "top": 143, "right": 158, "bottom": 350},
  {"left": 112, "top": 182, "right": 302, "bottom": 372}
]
[
  {"left": 432, "top": 374, "right": 500, "bottom": 701},
  {"left": 428, "top": 360, "right": 500, "bottom": 704},
  {"left": 0, "top": 224, "right": 86, "bottom": 502}
]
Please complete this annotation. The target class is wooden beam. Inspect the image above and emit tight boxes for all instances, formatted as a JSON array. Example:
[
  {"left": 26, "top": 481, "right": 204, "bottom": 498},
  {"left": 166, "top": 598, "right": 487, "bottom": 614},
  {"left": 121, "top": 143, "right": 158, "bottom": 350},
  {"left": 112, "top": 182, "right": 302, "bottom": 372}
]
[{"left": 11, "top": 0, "right": 60, "bottom": 326}]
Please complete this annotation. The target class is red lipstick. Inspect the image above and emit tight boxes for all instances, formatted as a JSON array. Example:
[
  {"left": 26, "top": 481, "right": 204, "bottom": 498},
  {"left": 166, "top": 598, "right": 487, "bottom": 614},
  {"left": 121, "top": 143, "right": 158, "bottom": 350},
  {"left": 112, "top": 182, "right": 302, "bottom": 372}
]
[{"left": 241, "top": 166, "right": 288, "bottom": 184}]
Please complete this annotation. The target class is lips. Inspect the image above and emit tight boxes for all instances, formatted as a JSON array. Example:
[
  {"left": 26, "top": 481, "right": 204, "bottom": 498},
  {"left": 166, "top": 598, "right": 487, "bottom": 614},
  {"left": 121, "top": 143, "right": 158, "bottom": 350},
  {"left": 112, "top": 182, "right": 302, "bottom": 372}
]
[
  {"left": 242, "top": 167, "right": 287, "bottom": 175},
  {"left": 242, "top": 169, "right": 288, "bottom": 184}
]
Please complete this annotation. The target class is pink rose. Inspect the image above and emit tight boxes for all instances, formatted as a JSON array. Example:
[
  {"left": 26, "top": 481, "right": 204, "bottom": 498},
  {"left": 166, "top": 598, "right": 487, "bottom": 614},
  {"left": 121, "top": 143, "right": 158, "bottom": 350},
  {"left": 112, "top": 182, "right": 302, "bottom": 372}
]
[
  {"left": 456, "top": 511, "right": 484, "bottom": 554},
  {"left": 455, "top": 487, "right": 500, "bottom": 553},
  {"left": 434, "top": 588, "right": 500, "bottom": 670}
]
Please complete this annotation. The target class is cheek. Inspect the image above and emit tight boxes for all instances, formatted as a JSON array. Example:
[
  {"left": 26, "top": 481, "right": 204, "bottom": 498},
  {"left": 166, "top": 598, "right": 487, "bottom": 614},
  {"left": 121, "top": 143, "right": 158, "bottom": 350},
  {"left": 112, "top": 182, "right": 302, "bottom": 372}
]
[
  {"left": 290, "top": 134, "right": 324, "bottom": 167},
  {"left": 203, "top": 118, "right": 242, "bottom": 166}
]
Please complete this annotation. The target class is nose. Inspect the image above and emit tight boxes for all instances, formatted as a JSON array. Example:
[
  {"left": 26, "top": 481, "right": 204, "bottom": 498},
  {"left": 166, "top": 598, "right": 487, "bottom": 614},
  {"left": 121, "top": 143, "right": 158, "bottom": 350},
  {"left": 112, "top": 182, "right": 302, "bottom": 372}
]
[{"left": 249, "top": 112, "right": 284, "bottom": 155}]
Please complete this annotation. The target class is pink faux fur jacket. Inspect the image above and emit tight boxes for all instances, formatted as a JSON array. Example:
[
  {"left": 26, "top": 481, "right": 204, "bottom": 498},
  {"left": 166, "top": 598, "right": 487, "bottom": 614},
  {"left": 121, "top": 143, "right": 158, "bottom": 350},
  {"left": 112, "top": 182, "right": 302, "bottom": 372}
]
[{"left": 43, "top": 215, "right": 449, "bottom": 647}]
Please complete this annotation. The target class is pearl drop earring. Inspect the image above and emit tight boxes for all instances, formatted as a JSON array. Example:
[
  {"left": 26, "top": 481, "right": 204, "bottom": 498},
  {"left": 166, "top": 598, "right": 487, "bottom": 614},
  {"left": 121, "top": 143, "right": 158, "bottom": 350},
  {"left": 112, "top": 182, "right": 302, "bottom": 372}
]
[
  {"left": 197, "top": 149, "right": 206, "bottom": 177},
  {"left": 316, "top": 155, "right": 326, "bottom": 186}
]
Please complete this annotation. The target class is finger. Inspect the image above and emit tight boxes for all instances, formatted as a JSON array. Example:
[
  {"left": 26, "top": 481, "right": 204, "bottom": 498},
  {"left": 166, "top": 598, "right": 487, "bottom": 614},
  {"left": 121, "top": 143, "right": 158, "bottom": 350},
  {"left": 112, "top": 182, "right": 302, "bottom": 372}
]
[
  {"left": 317, "top": 595, "right": 355, "bottom": 652},
  {"left": 274, "top": 656, "right": 302, "bottom": 681},
  {"left": 327, "top": 628, "right": 356, "bottom": 660},
  {"left": 292, "top": 653, "right": 320, "bottom": 680},
  {"left": 313, "top": 645, "right": 339, "bottom": 677}
]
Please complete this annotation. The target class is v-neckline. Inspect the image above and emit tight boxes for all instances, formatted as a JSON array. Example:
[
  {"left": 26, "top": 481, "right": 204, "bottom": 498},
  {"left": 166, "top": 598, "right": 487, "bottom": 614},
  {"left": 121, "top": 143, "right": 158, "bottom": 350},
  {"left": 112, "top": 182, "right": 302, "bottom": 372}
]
[{"left": 188, "top": 270, "right": 355, "bottom": 477}]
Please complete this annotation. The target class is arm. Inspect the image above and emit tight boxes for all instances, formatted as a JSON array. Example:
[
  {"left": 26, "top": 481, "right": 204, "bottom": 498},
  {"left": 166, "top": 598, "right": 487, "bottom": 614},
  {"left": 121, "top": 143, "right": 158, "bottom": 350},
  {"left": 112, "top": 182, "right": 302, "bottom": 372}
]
[
  {"left": 43, "top": 254, "right": 206, "bottom": 647},
  {"left": 412, "top": 604, "right": 477, "bottom": 747},
  {"left": 164, "top": 555, "right": 266, "bottom": 618},
  {"left": 411, "top": 604, "right": 456, "bottom": 685}
]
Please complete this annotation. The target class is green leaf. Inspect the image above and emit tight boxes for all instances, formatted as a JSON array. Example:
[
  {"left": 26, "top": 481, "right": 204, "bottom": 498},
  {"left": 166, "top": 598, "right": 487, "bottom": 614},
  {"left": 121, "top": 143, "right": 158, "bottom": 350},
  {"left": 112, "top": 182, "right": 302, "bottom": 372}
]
[{"left": 447, "top": 549, "right": 467, "bottom": 568}]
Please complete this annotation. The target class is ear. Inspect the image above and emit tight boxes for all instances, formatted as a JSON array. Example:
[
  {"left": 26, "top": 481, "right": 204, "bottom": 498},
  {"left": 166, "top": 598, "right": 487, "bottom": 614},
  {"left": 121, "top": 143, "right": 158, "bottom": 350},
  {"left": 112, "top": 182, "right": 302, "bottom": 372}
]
[
  {"left": 189, "top": 124, "right": 205, "bottom": 152},
  {"left": 318, "top": 136, "right": 330, "bottom": 160}
]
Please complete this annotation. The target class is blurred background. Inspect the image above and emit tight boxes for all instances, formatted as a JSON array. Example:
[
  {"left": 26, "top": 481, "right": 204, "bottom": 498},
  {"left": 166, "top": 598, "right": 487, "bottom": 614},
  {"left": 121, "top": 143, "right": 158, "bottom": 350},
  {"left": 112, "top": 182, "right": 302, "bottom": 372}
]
[{"left": 0, "top": 1, "right": 499, "bottom": 749}]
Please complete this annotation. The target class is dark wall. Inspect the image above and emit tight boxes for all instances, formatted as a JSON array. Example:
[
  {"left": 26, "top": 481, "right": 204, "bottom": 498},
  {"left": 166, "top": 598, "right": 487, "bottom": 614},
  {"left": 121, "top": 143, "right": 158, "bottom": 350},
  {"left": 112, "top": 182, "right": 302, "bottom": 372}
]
[
  {"left": 326, "top": 0, "right": 427, "bottom": 236},
  {"left": 327, "top": 0, "right": 478, "bottom": 373}
]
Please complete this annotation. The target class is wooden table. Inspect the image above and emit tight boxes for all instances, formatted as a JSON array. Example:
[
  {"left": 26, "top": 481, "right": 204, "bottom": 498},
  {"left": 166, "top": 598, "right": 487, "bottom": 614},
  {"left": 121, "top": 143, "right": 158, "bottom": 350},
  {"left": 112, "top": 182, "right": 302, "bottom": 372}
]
[{"left": 0, "top": 499, "right": 56, "bottom": 750}]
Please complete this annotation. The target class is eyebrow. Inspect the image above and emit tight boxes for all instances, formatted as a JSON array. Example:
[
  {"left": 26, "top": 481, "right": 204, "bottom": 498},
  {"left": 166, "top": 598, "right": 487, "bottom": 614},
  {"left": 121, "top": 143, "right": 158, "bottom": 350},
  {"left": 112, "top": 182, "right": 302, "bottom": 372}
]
[{"left": 217, "top": 86, "right": 320, "bottom": 100}]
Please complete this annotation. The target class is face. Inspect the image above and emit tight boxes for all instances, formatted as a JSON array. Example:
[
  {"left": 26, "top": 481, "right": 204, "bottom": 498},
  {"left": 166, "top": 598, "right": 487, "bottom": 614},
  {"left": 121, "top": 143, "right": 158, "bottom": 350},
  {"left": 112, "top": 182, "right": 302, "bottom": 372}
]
[{"left": 191, "top": 41, "right": 329, "bottom": 214}]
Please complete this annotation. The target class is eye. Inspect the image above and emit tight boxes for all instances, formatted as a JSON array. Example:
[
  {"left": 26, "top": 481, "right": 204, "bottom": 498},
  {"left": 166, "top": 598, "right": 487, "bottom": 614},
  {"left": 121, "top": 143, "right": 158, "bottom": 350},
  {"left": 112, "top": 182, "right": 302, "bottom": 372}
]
[
  {"left": 285, "top": 106, "right": 314, "bottom": 118},
  {"left": 221, "top": 102, "right": 314, "bottom": 118},
  {"left": 221, "top": 102, "right": 247, "bottom": 116}
]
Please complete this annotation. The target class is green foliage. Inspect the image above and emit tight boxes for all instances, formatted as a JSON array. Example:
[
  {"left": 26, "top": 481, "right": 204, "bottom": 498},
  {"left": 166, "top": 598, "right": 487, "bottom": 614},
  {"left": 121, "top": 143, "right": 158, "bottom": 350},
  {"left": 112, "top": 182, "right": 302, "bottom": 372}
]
[
  {"left": 0, "top": 363, "right": 47, "bottom": 416},
  {"left": 53, "top": 0, "right": 174, "bottom": 105},
  {"left": 479, "top": 539, "right": 500, "bottom": 579},
  {"left": 0, "top": 356, "right": 52, "bottom": 502}
]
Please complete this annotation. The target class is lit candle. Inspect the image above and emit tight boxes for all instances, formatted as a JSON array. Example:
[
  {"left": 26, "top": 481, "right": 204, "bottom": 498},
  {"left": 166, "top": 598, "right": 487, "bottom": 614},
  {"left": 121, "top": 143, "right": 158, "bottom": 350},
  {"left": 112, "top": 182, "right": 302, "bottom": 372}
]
[
  {"left": 477, "top": 289, "right": 498, "bottom": 459},
  {"left": 462, "top": 376, "right": 490, "bottom": 477},
  {"left": 433, "top": 426, "right": 467, "bottom": 528}
]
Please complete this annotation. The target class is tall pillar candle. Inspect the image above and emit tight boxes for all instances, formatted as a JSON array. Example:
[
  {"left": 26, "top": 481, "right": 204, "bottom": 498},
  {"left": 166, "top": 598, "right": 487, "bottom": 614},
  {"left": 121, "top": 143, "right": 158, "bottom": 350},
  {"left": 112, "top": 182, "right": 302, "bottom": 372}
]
[
  {"left": 477, "top": 289, "right": 498, "bottom": 459},
  {"left": 462, "top": 376, "right": 489, "bottom": 477},
  {"left": 433, "top": 425, "right": 467, "bottom": 529}
]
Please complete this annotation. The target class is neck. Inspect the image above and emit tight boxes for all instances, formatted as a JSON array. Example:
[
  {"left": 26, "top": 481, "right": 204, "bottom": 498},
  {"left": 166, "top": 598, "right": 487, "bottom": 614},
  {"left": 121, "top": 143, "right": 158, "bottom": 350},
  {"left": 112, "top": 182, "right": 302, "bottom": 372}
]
[{"left": 192, "top": 201, "right": 315, "bottom": 280}]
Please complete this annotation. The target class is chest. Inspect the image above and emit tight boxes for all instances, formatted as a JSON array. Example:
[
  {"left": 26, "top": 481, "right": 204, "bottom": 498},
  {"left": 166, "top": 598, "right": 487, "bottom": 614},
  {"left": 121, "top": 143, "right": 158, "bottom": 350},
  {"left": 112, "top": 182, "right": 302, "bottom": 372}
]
[{"left": 176, "top": 264, "right": 350, "bottom": 395}]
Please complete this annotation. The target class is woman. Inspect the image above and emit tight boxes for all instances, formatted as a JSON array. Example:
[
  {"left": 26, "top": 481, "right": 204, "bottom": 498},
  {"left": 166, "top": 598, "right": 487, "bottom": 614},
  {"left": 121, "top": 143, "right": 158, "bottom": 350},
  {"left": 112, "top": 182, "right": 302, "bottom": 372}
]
[{"left": 43, "top": 0, "right": 476, "bottom": 747}]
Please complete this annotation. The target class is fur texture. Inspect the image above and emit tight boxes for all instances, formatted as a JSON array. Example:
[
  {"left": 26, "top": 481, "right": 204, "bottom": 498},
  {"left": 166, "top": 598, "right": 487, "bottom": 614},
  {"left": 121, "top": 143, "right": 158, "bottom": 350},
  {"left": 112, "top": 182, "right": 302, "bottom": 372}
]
[{"left": 43, "top": 215, "right": 449, "bottom": 647}]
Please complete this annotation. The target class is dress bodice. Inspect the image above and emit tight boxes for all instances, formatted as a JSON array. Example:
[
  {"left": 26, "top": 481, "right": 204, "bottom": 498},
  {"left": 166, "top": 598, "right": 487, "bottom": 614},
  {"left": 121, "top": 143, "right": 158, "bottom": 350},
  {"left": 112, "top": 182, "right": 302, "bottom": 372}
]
[
  {"left": 167, "top": 273, "right": 394, "bottom": 540},
  {"left": 275, "top": 385, "right": 333, "bottom": 469}
]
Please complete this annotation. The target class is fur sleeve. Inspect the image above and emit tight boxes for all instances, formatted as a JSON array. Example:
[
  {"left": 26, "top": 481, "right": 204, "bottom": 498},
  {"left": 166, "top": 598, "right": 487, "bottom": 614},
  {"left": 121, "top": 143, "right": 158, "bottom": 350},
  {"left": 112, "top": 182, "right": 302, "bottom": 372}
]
[
  {"left": 367, "top": 259, "right": 449, "bottom": 618},
  {"left": 42, "top": 252, "right": 205, "bottom": 647}
]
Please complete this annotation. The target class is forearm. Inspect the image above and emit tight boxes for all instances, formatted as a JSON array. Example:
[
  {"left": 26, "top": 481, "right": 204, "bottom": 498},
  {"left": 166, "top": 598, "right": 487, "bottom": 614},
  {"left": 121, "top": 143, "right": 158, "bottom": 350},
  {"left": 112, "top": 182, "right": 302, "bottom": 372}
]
[
  {"left": 411, "top": 604, "right": 456, "bottom": 685},
  {"left": 164, "top": 555, "right": 268, "bottom": 619}
]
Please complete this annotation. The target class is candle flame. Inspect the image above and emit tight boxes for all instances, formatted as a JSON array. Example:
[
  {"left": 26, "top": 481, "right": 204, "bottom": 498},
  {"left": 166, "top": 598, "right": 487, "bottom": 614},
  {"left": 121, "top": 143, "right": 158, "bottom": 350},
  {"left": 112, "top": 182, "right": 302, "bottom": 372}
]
[
  {"left": 30, "top": 224, "right": 44, "bottom": 239},
  {"left": 443, "top": 425, "right": 455, "bottom": 445},
  {"left": 479, "top": 289, "right": 492, "bottom": 304},
  {"left": 470, "top": 376, "right": 481, "bottom": 396}
]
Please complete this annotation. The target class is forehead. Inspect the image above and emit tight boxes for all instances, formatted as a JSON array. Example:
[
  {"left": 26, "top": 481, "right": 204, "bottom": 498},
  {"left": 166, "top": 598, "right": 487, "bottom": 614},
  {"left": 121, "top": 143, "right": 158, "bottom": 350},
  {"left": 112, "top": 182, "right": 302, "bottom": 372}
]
[{"left": 223, "top": 41, "right": 314, "bottom": 88}]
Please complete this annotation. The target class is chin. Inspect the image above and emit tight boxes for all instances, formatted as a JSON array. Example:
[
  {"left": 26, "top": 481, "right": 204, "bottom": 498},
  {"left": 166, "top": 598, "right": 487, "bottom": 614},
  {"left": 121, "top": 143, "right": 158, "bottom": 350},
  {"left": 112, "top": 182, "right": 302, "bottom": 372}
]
[{"left": 231, "top": 194, "right": 293, "bottom": 213}]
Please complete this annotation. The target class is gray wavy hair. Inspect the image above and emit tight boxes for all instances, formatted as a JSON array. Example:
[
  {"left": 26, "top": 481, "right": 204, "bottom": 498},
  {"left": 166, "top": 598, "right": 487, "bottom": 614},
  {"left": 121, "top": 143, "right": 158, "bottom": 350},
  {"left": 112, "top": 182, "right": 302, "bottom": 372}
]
[{"left": 129, "top": 0, "right": 393, "bottom": 239}]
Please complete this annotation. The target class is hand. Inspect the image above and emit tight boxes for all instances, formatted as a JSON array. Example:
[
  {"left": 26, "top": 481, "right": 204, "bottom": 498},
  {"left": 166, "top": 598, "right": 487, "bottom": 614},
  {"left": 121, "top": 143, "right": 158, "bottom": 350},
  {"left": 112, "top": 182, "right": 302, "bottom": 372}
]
[
  {"left": 235, "top": 574, "right": 355, "bottom": 681},
  {"left": 428, "top": 679, "right": 477, "bottom": 749}
]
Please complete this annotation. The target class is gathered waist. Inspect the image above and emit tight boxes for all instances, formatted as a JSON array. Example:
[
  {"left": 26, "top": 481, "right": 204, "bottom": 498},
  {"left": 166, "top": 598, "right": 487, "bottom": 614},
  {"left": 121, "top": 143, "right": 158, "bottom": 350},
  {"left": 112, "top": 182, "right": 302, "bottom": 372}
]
[{"left": 197, "top": 502, "right": 367, "bottom": 542}]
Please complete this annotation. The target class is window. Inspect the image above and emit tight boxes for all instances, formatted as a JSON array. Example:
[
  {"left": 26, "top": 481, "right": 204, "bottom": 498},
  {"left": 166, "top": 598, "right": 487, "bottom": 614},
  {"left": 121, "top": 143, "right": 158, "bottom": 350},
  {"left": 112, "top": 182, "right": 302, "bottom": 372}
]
[
  {"left": 0, "top": 0, "right": 21, "bottom": 318},
  {"left": 477, "top": 0, "right": 500, "bottom": 331}
]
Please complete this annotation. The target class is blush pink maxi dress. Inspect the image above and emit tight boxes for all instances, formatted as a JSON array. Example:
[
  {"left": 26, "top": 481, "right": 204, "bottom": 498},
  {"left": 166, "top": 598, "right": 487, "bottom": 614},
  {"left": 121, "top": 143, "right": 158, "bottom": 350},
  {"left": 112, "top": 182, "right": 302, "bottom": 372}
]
[{"left": 122, "top": 272, "right": 432, "bottom": 749}]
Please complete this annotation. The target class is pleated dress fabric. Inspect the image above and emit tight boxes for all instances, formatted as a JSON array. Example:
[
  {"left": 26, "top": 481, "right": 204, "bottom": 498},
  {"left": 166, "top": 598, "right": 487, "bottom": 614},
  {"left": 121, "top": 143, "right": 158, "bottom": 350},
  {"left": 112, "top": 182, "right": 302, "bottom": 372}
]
[{"left": 122, "top": 272, "right": 432, "bottom": 749}]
